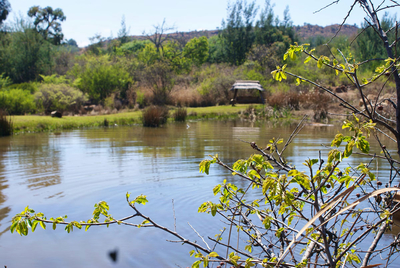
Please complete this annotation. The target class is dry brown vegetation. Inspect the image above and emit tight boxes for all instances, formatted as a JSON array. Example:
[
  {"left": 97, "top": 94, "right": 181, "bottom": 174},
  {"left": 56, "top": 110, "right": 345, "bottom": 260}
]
[
  {"left": 0, "top": 110, "right": 13, "bottom": 136},
  {"left": 142, "top": 105, "right": 169, "bottom": 127}
]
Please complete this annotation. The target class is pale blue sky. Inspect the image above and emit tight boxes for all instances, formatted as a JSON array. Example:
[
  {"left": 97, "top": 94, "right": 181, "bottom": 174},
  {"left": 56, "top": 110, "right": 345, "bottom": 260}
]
[{"left": 7, "top": 0, "right": 399, "bottom": 47}]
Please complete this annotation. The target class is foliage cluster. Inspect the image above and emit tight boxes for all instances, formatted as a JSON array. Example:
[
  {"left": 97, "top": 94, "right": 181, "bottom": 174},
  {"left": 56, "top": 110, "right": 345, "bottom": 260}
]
[
  {"left": 69, "top": 55, "right": 132, "bottom": 103},
  {"left": 34, "top": 83, "right": 87, "bottom": 114},
  {"left": 0, "top": 88, "right": 36, "bottom": 114}
]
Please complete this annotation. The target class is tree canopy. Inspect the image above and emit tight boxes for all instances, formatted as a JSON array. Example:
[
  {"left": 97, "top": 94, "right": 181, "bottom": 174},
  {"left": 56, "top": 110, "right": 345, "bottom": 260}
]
[
  {"left": 27, "top": 6, "right": 66, "bottom": 45},
  {"left": 0, "top": 0, "right": 10, "bottom": 26}
]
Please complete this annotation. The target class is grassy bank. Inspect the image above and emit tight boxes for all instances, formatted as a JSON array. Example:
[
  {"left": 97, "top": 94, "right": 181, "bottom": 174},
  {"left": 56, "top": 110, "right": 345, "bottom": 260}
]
[{"left": 11, "top": 104, "right": 261, "bottom": 134}]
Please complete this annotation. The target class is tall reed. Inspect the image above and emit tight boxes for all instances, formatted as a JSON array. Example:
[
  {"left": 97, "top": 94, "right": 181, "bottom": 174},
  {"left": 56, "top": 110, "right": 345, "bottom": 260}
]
[
  {"left": 142, "top": 106, "right": 169, "bottom": 127},
  {"left": 173, "top": 107, "right": 187, "bottom": 122},
  {"left": 0, "top": 110, "right": 13, "bottom": 136}
]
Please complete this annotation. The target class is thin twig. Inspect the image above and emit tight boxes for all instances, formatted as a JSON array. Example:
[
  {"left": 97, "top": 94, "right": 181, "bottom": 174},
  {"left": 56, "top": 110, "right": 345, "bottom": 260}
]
[{"left": 188, "top": 222, "right": 211, "bottom": 251}]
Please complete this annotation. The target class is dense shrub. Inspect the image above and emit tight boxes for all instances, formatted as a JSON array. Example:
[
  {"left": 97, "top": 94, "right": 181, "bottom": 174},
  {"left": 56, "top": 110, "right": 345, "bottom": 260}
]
[
  {"left": 0, "top": 88, "right": 36, "bottom": 114},
  {"left": 70, "top": 55, "right": 132, "bottom": 102},
  {"left": 39, "top": 74, "right": 69, "bottom": 84},
  {"left": 0, "top": 73, "right": 12, "bottom": 89},
  {"left": 0, "top": 109, "right": 12, "bottom": 136},
  {"left": 195, "top": 64, "right": 238, "bottom": 106},
  {"left": 173, "top": 107, "right": 187, "bottom": 122},
  {"left": 8, "top": 82, "right": 38, "bottom": 94},
  {"left": 34, "top": 83, "right": 87, "bottom": 114},
  {"left": 0, "top": 18, "right": 53, "bottom": 83},
  {"left": 142, "top": 106, "right": 169, "bottom": 127}
]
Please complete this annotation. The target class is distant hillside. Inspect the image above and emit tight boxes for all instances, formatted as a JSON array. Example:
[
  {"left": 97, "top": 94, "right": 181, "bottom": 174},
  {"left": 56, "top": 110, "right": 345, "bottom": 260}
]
[
  {"left": 129, "top": 30, "right": 219, "bottom": 43},
  {"left": 294, "top": 24, "right": 358, "bottom": 41},
  {"left": 128, "top": 24, "right": 358, "bottom": 43}
]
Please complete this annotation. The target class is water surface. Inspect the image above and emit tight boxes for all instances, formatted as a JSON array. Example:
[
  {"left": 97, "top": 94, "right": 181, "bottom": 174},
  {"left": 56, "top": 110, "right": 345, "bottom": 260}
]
[{"left": 0, "top": 120, "right": 396, "bottom": 267}]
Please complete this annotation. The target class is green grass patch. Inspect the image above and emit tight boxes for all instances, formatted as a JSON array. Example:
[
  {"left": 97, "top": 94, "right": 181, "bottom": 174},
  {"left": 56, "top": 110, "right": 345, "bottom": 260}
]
[{"left": 12, "top": 104, "right": 264, "bottom": 134}]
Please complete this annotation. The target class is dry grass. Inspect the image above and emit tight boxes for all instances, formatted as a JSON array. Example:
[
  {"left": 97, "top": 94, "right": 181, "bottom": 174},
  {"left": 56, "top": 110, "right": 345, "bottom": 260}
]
[
  {"left": 142, "top": 106, "right": 169, "bottom": 127},
  {"left": 169, "top": 86, "right": 203, "bottom": 107},
  {"left": 173, "top": 107, "right": 187, "bottom": 122},
  {"left": 267, "top": 91, "right": 301, "bottom": 110}
]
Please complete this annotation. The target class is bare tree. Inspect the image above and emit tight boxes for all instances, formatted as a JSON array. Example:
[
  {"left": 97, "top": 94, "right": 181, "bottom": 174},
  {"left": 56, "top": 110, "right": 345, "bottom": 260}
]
[
  {"left": 143, "top": 18, "right": 175, "bottom": 53},
  {"left": 274, "top": 0, "right": 400, "bottom": 155}
]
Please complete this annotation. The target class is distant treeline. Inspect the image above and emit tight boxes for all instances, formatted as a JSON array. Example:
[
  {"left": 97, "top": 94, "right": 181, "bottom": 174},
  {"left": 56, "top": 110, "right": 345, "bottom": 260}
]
[{"left": 0, "top": 0, "right": 398, "bottom": 115}]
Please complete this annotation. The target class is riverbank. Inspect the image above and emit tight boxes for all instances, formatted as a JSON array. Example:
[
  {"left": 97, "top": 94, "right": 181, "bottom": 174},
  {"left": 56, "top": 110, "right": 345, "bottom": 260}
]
[{"left": 10, "top": 104, "right": 269, "bottom": 134}]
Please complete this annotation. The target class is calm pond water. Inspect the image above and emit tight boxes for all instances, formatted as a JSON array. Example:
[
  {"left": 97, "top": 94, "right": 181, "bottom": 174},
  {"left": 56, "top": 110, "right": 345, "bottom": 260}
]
[{"left": 0, "top": 120, "right": 397, "bottom": 267}]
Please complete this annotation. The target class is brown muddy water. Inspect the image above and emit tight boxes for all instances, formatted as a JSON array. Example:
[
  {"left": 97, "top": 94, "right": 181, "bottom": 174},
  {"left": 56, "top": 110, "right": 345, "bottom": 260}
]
[{"left": 0, "top": 120, "right": 397, "bottom": 267}]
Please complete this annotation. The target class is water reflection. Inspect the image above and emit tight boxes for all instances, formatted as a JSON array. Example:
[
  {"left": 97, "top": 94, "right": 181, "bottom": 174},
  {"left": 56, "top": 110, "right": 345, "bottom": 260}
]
[
  {"left": 11, "top": 134, "right": 62, "bottom": 190},
  {"left": 0, "top": 138, "right": 10, "bottom": 237}
]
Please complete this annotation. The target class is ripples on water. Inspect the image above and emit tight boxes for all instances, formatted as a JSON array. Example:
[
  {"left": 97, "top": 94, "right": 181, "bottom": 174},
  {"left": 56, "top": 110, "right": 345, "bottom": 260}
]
[{"left": 0, "top": 120, "right": 397, "bottom": 267}]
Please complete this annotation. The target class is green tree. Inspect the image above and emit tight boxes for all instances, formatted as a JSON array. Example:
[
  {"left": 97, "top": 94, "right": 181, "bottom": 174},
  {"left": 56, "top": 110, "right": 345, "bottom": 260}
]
[
  {"left": 183, "top": 36, "right": 209, "bottom": 67},
  {"left": 27, "top": 6, "right": 66, "bottom": 45},
  {"left": 356, "top": 13, "right": 400, "bottom": 70},
  {"left": 71, "top": 55, "right": 132, "bottom": 102},
  {"left": 65, "top": 38, "right": 78, "bottom": 47},
  {"left": 138, "top": 42, "right": 185, "bottom": 104},
  {"left": 0, "top": 0, "right": 10, "bottom": 26},
  {"left": 254, "top": 1, "right": 295, "bottom": 54},
  {"left": 115, "top": 40, "right": 149, "bottom": 56},
  {"left": 118, "top": 15, "right": 130, "bottom": 45},
  {"left": 220, "top": 0, "right": 258, "bottom": 65},
  {"left": 207, "top": 35, "right": 225, "bottom": 63},
  {"left": 0, "top": 17, "right": 52, "bottom": 83}
]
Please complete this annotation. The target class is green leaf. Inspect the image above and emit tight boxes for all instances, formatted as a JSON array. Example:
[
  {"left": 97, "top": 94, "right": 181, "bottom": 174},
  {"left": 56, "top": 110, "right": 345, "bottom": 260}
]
[
  {"left": 10, "top": 221, "right": 18, "bottom": 233},
  {"left": 203, "top": 256, "right": 208, "bottom": 267},
  {"left": 356, "top": 138, "right": 370, "bottom": 153},
  {"left": 31, "top": 221, "right": 39, "bottom": 232},
  {"left": 192, "top": 260, "right": 201, "bottom": 268},
  {"left": 317, "top": 57, "right": 323, "bottom": 68},
  {"left": 39, "top": 221, "right": 46, "bottom": 230},
  {"left": 331, "top": 133, "right": 344, "bottom": 147},
  {"left": 368, "top": 172, "right": 376, "bottom": 181},
  {"left": 344, "top": 140, "right": 354, "bottom": 158},
  {"left": 199, "top": 160, "right": 212, "bottom": 175},
  {"left": 245, "top": 244, "right": 253, "bottom": 253},
  {"left": 213, "top": 184, "right": 221, "bottom": 195},
  {"left": 211, "top": 204, "right": 217, "bottom": 216},
  {"left": 208, "top": 252, "right": 219, "bottom": 258},
  {"left": 134, "top": 195, "right": 148, "bottom": 205},
  {"left": 190, "top": 250, "right": 195, "bottom": 257}
]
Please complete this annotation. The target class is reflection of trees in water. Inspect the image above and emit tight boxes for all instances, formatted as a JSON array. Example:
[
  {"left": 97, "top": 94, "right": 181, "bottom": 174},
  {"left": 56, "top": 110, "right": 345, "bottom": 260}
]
[
  {"left": 70, "top": 122, "right": 399, "bottom": 186},
  {"left": 0, "top": 137, "right": 12, "bottom": 237},
  {"left": 14, "top": 135, "right": 61, "bottom": 189}
]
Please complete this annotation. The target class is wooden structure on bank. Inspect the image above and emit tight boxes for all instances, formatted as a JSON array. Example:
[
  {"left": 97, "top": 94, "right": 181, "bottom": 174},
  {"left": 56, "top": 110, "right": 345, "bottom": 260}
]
[{"left": 230, "top": 80, "right": 265, "bottom": 105}]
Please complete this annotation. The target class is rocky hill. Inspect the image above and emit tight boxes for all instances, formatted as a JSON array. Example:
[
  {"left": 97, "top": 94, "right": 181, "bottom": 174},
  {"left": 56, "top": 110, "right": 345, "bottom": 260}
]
[
  {"left": 294, "top": 24, "right": 358, "bottom": 40},
  {"left": 129, "top": 24, "right": 358, "bottom": 43}
]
